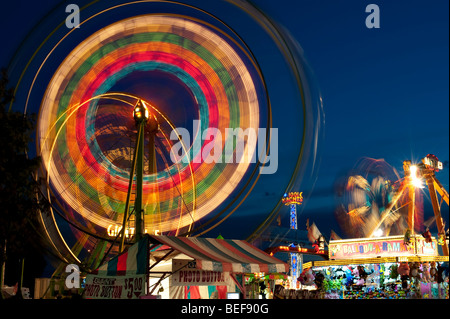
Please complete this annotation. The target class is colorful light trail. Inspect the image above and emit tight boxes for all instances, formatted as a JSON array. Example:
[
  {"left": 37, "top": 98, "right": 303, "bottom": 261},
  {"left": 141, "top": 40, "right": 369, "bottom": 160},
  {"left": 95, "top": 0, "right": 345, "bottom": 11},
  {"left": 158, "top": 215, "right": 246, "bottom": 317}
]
[{"left": 38, "top": 15, "right": 261, "bottom": 238}]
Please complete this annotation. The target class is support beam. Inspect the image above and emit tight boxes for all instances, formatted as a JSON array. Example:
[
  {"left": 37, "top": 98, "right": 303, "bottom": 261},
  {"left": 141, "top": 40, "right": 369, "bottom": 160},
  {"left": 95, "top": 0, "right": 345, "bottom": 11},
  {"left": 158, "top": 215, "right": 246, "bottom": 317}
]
[
  {"left": 134, "top": 119, "right": 146, "bottom": 242},
  {"left": 425, "top": 173, "right": 449, "bottom": 256},
  {"left": 407, "top": 186, "right": 416, "bottom": 234},
  {"left": 119, "top": 123, "right": 141, "bottom": 253},
  {"left": 149, "top": 273, "right": 169, "bottom": 295}
]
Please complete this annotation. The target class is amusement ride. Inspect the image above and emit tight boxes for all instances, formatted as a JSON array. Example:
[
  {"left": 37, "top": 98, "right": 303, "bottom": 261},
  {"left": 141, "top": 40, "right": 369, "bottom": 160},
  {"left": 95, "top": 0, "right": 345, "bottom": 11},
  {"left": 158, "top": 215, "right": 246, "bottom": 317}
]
[
  {"left": 6, "top": 0, "right": 325, "bottom": 293},
  {"left": 336, "top": 155, "right": 449, "bottom": 255},
  {"left": 11, "top": 1, "right": 447, "bottom": 298}
]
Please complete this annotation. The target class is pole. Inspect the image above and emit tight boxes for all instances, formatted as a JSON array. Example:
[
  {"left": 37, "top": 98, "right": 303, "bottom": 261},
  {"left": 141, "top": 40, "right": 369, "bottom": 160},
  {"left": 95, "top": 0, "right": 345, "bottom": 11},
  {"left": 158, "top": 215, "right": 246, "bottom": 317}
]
[
  {"left": 0, "top": 240, "right": 5, "bottom": 299},
  {"left": 403, "top": 160, "right": 416, "bottom": 235},
  {"left": 290, "top": 204, "right": 299, "bottom": 289},
  {"left": 119, "top": 124, "right": 141, "bottom": 252},
  {"left": 135, "top": 119, "right": 146, "bottom": 242},
  {"left": 407, "top": 186, "right": 415, "bottom": 235},
  {"left": 120, "top": 99, "right": 151, "bottom": 251},
  {"left": 282, "top": 192, "right": 303, "bottom": 290},
  {"left": 16, "top": 258, "right": 24, "bottom": 299}
]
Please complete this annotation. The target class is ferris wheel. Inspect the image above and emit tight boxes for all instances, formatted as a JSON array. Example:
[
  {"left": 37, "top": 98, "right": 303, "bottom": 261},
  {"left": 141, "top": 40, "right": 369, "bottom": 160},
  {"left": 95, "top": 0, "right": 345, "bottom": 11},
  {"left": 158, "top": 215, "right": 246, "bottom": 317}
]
[{"left": 8, "top": 0, "right": 324, "bottom": 270}]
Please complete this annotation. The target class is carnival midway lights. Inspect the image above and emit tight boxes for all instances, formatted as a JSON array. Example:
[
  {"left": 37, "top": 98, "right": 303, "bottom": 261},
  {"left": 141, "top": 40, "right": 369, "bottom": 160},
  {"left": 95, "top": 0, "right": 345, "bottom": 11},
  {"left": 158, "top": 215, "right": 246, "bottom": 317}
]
[
  {"left": 7, "top": 0, "right": 324, "bottom": 299},
  {"left": 308, "top": 155, "right": 449, "bottom": 299},
  {"left": 6, "top": 0, "right": 447, "bottom": 301},
  {"left": 282, "top": 192, "right": 304, "bottom": 289}
]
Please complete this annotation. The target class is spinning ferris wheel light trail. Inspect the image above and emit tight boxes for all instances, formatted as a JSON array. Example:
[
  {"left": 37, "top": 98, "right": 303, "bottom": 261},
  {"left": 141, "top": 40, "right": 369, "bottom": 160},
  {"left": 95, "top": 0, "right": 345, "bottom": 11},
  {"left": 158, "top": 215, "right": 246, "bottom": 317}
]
[
  {"left": 9, "top": 0, "right": 324, "bottom": 275},
  {"left": 35, "top": 13, "right": 263, "bottom": 266}
]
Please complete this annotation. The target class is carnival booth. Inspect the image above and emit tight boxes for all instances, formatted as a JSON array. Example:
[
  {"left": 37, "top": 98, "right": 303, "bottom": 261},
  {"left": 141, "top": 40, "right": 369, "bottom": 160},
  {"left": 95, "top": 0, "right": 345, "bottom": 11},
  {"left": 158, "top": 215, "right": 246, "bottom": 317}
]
[
  {"left": 84, "top": 234, "right": 289, "bottom": 299},
  {"left": 300, "top": 235, "right": 449, "bottom": 299}
]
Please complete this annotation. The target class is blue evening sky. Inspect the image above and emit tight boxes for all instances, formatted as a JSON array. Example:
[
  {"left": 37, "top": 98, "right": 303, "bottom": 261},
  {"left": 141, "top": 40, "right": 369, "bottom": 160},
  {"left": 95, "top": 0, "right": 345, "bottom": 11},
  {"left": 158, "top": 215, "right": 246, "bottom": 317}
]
[{"left": 0, "top": 0, "right": 448, "bottom": 238}]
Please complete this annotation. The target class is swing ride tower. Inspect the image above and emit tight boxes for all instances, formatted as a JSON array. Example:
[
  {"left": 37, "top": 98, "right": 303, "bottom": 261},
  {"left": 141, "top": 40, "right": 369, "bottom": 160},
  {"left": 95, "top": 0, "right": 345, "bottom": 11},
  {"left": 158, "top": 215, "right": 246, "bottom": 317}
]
[
  {"left": 368, "top": 154, "right": 449, "bottom": 256},
  {"left": 282, "top": 192, "right": 304, "bottom": 288}
]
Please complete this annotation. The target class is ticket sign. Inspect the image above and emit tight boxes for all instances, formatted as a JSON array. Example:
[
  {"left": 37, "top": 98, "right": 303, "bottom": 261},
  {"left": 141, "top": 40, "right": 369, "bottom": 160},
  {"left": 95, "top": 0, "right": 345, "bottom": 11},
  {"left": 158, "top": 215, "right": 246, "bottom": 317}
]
[
  {"left": 329, "top": 236, "right": 438, "bottom": 260},
  {"left": 170, "top": 259, "right": 228, "bottom": 287},
  {"left": 84, "top": 274, "right": 146, "bottom": 299}
]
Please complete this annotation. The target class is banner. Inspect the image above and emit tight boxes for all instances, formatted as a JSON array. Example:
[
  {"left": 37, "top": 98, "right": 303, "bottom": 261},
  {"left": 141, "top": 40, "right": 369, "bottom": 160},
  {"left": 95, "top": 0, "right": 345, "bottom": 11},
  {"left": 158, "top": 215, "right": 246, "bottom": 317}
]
[
  {"left": 84, "top": 274, "right": 146, "bottom": 299},
  {"left": 171, "top": 260, "right": 228, "bottom": 287},
  {"left": 329, "top": 236, "right": 438, "bottom": 260}
]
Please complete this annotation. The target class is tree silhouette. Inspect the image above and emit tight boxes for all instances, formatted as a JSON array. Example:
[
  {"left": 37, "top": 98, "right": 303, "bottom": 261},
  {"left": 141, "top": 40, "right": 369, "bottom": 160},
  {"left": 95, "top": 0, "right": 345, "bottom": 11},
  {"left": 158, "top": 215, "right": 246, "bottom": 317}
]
[{"left": 0, "top": 69, "right": 48, "bottom": 298}]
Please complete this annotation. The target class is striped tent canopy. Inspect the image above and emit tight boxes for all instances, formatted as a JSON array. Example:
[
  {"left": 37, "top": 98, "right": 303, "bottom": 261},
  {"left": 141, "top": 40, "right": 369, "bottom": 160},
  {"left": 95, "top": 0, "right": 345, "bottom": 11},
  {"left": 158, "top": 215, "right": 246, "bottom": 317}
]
[
  {"left": 149, "top": 235, "right": 289, "bottom": 274},
  {"left": 92, "top": 236, "right": 149, "bottom": 276}
]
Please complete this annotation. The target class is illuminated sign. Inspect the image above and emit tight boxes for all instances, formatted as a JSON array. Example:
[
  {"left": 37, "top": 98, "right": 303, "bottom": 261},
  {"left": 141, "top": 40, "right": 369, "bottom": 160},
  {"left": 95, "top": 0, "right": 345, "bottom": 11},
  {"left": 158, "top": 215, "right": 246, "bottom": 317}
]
[
  {"left": 329, "top": 235, "right": 438, "bottom": 260},
  {"left": 107, "top": 225, "right": 135, "bottom": 238},
  {"left": 107, "top": 225, "right": 159, "bottom": 237},
  {"left": 170, "top": 260, "right": 228, "bottom": 287},
  {"left": 282, "top": 192, "right": 303, "bottom": 206}
]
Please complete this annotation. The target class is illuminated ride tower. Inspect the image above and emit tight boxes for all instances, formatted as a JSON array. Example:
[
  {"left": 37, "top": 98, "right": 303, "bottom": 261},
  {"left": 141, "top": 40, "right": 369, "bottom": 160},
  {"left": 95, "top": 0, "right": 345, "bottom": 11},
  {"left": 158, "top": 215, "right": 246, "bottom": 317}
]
[
  {"left": 367, "top": 154, "right": 449, "bottom": 256},
  {"left": 119, "top": 100, "right": 159, "bottom": 252},
  {"left": 282, "top": 192, "right": 304, "bottom": 289}
]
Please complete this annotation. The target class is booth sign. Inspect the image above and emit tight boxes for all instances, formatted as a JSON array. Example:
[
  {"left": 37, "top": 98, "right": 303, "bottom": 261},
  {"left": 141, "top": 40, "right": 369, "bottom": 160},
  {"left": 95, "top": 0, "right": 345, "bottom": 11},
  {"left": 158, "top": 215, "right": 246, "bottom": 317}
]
[
  {"left": 329, "top": 236, "right": 438, "bottom": 260},
  {"left": 84, "top": 274, "right": 146, "bottom": 299},
  {"left": 170, "top": 260, "right": 228, "bottom": 287}
]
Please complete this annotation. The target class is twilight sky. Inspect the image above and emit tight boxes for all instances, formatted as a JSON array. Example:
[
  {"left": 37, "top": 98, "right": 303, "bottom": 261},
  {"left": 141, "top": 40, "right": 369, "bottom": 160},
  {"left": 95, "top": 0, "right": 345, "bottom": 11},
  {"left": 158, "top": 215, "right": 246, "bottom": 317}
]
[{"left": 0, "top": 0, "right": 448, "bottom": 240}]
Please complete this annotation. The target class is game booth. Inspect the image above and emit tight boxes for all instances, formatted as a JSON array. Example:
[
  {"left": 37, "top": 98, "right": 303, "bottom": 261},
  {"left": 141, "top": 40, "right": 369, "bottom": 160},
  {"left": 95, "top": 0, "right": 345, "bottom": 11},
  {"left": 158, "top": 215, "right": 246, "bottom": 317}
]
[
  {"left": 298, "top": 235, "right": 449, "bottom": 299},
  {"left": 84, "top": 234, "right": 289, "bottom": 299}
]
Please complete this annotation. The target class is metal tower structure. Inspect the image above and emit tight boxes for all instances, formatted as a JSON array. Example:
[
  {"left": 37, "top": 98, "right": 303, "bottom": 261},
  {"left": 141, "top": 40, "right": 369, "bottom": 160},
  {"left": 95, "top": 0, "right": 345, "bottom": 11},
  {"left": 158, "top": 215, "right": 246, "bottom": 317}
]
[
  {"left": 368, "top": 154, "right": 448, "bottom": 256},
  {"left": 119, "top": 100, "right": 159, "bottom": 252},
  {"left": 282, "top": 192, "right": 303, "bottom": 289}
]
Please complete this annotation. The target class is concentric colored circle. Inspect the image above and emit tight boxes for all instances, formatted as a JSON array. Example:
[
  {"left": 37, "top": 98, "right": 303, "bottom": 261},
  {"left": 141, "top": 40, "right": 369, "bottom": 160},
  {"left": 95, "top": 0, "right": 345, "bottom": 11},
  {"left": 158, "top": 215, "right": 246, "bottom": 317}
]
[
  {"left": 7, "top": 0, "right": 324, "bottom": 265},
  {"left": 38, "top": 15, "right": 261, "bottom": 236}
]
